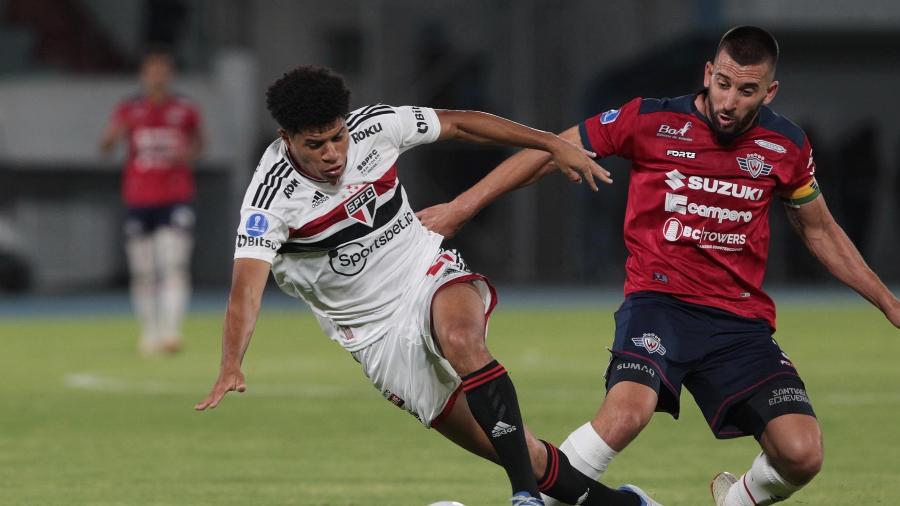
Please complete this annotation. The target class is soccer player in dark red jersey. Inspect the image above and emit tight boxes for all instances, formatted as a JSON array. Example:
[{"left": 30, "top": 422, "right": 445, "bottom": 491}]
[
  {"left": 418, "top": 26, "right": 900, "bottom": 505},
  {"left": 100, "top": 49, "right": 204, "bottom": 356}
]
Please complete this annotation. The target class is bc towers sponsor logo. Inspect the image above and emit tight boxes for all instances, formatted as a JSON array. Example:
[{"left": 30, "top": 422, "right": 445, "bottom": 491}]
[
  {"left": 344, "top": 185, "right": 378, "bottom": 226},
  {"left": 600, "top": 108, "right": 621, "bottom": 124},
  {"left": 631, "top": 333, "right": 667, "bottom": 355},
  {"left": 754, "top": 139, "right": 787, "bottom": 154},
  {"left": 657, "top": 121, "right": 693, "bottom": 141},
  {"left": 737, "top": 153, "right": 774, "bottom": 178},
  {"left": 662, "top": 216, "right": 746, "bottom": 251},
  {"left": 245, "top": 213, "right": 269, "bottom": 237}
]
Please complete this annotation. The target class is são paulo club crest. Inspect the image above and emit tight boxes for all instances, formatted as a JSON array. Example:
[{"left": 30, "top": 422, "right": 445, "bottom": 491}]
[
  {"left": 736, "top": 153, "right": 774, "bottom": 178},
  {"left": 631, "top": 333, "right": 667, "bottom": 355},
  {"left": 344, "top": 185, "right": 378, "bottom": 226}
]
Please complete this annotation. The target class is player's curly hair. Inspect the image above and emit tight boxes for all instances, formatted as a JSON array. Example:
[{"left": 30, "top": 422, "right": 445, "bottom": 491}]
[{"left": 265, "top": 65, "right": 351, "bottom": 134}]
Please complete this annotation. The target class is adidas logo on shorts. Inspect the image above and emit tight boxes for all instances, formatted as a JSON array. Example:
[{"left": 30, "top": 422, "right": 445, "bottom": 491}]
[{"left": 491, "top": 421, "right": 518, "bottom": 438}]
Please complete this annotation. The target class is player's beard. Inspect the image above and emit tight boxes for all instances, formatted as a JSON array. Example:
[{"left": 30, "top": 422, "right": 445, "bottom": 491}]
[{"left": 706, "top": 94, "right": 762, "bottom": 145}]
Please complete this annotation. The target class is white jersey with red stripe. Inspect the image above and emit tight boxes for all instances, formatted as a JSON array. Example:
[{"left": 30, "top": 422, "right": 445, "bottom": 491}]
[{"left": 234, "top": 104, "right": 443, "bottom": 351}]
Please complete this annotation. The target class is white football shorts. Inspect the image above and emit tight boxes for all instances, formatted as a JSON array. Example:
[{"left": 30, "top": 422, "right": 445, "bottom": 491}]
[{"left": 350, "top": 249, "right": 497, "bottom": 427}]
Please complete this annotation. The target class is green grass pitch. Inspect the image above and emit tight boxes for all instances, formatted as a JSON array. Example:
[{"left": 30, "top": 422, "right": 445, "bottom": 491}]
[{"left": 2, "top": 299, "right": 898, "bottom": 505}]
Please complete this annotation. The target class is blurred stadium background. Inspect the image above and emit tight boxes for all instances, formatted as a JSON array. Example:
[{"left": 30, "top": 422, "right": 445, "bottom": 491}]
[
  {"left": 1, "top": 1, "right": 899, "bottom": 505},
  {"left": 1, "top": 0, "right": 899, "bottom": 292}
]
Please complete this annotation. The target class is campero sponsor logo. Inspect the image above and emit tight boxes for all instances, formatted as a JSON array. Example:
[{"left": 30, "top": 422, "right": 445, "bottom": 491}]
[
  {"left": 328, "top": 211, "right": 414, "bottom": 276},
  {"left": 664, "top": 193, "right": 753, "bottom": 223}
]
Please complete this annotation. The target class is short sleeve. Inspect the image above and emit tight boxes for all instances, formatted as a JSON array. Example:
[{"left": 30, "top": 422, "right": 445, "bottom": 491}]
[
  {"left": 234, "top": 209, "right": 288, "bottom": 263},
  {"left": 387, "top": 105, "right": 441, "bottom": 152},
  {"left": 779, "top": 137, "right": 821, "bottom": 208},
  {"left": 578, "top": 97, "right": 642, "bottom": 159}
]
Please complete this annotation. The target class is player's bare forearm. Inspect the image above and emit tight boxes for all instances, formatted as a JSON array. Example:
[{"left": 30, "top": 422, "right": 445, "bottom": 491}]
[
  {"left": 786, "top": 199, "right": 899, "bottom": 324},
  {"left": 98, "top": 123, "right": 125, "bottom": 155},
  {"left": 434, "top": 111, "right": 610, "bottom": 191},
  {"left": 195, "top": 258, "right": 270, "bottom": 410}
]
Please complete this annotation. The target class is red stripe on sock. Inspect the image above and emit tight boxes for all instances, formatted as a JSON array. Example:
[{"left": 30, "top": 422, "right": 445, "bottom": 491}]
[
  {"left": 742, "top": 474, "right": 759, "bottom": 506},
  {"left": 538, "top": 443, "right": 559, "bottom": 492},
  {"left": 461, "top": 365, "right": 507, "bottom": 392}
]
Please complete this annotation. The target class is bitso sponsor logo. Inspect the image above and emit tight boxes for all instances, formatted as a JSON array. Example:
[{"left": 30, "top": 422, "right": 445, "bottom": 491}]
[
  {"left": 664, "top": 193, "right": 753, "bottom": 223},
  {"left": 737, "top": 153, "right": 774, "bottom": 178},
  {"left": 412, "top": 106, "right": 429, "bottom": 133},
  {"left": 631, "top": 333, "right": 667, "bottom": 355},
  {"left": 754, "top": 139, "right": 786, "bottom": 154},
  {"left": 666, "top": 149, "right": 696, "bottom": 159},
  {"left": 344, "top": 185, "right": 378, "bottom": 226},
  {"left": 351, "top": 122, "right": 383, "bottom": 143},
  {"left": 328, "top": 211, "right": 414, "bottom": 276},
  {"left": 236, "top": 234, "right": 278, "bottom": 251},
  {"left": 657, "top": 121, "right": 693, "bottom": 141}
]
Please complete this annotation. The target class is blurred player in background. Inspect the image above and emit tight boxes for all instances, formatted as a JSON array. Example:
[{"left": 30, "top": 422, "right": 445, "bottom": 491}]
[
  {"left": 418, "top": 26, "right": 900, "bottom": 505},
  {"left": 99, "top": 49, "right": 205, "bottom": 356},
  {"left": 195, "top": 65, "right": 654, "bottom": 506}
]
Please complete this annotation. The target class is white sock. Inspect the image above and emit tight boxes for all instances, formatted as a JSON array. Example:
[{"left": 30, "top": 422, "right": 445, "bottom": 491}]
[
  {"left": 126, "top": 235, "right": 159, "bottom": 346},
  {"left": 542, "top": 422, "right": 619, "bottom": 506},
  {"left": 726, "top": 452, "right": 801, "bottom": 506},
  {"left": 155, "top": 227, "right": 192, "bottom": 341}
]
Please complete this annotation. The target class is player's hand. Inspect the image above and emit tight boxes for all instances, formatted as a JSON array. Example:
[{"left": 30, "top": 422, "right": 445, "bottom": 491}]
[
  {"left": 195, "top": 369, "right": 246, "bottom": 410},
  {"left": 548, "top": 138, "right": 613, "bottom": 191},
  {"left": 416, "top": 201, "right": 468, "bottom": 239}
]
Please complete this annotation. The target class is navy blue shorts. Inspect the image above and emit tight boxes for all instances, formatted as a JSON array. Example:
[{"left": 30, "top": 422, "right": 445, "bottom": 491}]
[
  {"left": 605, "top": 291, "right": 815, "bottom": 439},
  {"left": 125, "top": 204, "right": 194, "bottom": 236}
]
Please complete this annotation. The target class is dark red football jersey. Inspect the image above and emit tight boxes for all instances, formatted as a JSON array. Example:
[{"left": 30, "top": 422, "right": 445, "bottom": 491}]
[
  {"left": 580, "top": 94, "right": 820, "bottom": 329},
  {"left": 111, "top": 95, "right": 202, "bottom": 207}
]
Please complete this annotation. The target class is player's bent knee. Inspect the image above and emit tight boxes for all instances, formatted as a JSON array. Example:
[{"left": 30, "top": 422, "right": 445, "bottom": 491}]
[{"left": 775, "top": 442, "right": 823, "bottom": 484}]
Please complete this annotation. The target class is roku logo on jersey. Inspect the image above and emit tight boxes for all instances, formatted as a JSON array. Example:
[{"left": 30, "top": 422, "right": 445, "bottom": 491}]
[
  {"left": 664, "top": 193, "right": 753, "bottom": 223},
  {"left": 351, "top": 122, "right": 383, "bottom": 144}
]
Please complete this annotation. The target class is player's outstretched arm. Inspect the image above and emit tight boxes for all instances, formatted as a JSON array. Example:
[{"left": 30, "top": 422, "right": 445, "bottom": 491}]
[
  {"left": 195, "top": 258, "right": 272, "bottom": 410},
  {"left": 434, "top": 111, "right": 611, "bottom": 190},
  {"left": 418, "top": 125, "right": 610, "bottom": 238},
  {"left": 785, "top": 197, "right": 900, "bottom": 328}
]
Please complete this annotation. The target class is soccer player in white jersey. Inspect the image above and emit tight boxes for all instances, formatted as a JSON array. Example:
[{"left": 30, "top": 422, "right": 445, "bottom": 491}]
[{"left": 195, "top": 66, "right": 650, "bottom": 506}]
